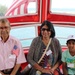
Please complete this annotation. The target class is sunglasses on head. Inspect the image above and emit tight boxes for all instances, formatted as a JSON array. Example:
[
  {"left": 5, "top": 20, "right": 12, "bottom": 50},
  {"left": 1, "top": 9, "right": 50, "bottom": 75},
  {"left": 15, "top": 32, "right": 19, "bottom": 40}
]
[{"left": 41, "top": 28, "right": 50, "bottom": 31}]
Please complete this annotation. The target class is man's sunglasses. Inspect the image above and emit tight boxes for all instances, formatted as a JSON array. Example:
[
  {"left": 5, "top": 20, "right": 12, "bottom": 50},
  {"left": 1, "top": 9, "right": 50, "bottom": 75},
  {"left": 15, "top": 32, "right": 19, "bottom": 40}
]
[{"left": 41, "top": 28, "right": 50, "bottom": 31}]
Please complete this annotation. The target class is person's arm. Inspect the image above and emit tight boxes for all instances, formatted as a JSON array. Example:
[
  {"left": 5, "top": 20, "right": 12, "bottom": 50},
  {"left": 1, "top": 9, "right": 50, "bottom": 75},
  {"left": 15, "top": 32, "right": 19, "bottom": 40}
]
[
  {"left": 61, "top": 50, "right": 68, "bottom": 75},
  {"left": 51, "top": 60, "right": 61, "bottom": 73},
  {"left": 33, "top": 63, "right": 52, "bottom": 74},
  {"left": 51, "top": 39, "right": 62, "bottom": 73},
  {"left": 10, "top": 64, "right": 21, "bottom": 75},
  {"left": 62, "top": 62, "right": 68, "bottom": 75}
]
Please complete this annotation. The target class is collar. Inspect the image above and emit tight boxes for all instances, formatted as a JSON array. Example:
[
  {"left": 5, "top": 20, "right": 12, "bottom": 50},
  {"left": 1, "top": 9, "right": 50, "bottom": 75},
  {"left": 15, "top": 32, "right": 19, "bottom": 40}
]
[{"left": 0, "top": 35, "right": 11, "bottom": 42}]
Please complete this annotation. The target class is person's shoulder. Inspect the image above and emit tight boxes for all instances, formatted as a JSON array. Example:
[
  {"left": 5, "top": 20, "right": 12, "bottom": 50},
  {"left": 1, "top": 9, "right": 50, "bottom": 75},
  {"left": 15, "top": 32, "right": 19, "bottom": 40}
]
[
  {"left": 32, "top": 36, "right": 42, "bottom": 44},
  {"left": 52, "top": 37, "right": 59, "bottom": 41},
  {"left": 52, "top": 37, "right": 59, "bottom": 43},
  {"left": 33, "top": 36, "right": 41, "bottom": 41},
  {"left": 62, "top": 50, "right": 68, "bottom": 55},
  {"left": 62, "top": 50, "right": 69, "bottom": 59}
]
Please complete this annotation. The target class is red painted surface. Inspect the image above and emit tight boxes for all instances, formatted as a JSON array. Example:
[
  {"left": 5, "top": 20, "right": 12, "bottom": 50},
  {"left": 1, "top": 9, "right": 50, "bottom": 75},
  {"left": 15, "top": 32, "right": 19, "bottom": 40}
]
[{"left": 5, "top": 0, "right": 74, "bottom": 71}]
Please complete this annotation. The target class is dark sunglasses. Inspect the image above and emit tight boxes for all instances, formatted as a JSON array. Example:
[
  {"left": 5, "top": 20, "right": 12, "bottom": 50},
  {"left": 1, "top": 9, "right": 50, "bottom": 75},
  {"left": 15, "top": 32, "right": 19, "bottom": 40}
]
[{"left": 41, "top": 28, "right": 50, "bottom": 31}]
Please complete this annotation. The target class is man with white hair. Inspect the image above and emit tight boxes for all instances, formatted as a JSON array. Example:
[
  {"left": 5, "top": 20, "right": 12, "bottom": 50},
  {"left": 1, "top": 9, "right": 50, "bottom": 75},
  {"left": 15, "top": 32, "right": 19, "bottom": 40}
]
[{"left": 0, "top": 18, "right": 26, "bottom": 75}]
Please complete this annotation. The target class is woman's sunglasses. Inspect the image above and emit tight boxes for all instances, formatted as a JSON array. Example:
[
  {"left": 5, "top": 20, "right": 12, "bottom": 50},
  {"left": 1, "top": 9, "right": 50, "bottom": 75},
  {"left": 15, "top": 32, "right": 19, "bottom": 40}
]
[{"left": 41, "top": 28, "right": 50, "bottom": 31}]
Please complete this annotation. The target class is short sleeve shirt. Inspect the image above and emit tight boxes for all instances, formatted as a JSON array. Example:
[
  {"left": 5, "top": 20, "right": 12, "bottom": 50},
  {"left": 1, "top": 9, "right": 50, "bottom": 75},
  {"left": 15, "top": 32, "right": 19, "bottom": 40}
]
[
  {"left": 62, "top": 50, "right": 75, "bottom": 74},
  {"left": 0, "top": 36, "right": 26, "bottom": 70}
]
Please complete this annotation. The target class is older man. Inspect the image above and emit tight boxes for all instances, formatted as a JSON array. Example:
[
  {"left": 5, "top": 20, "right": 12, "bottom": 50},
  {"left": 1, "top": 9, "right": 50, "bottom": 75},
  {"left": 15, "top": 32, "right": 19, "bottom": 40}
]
[{"left": 0, "top": 18, "right": 26, "bottom": 75}]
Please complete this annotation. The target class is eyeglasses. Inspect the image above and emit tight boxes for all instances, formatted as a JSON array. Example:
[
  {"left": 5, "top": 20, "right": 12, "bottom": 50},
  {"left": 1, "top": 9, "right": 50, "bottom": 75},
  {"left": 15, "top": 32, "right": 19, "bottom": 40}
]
[
  {"left": 41, "top": 28, "right": 50, "bottom": 31},
  {"left": 0, "top": 26, "right": 10, "bottom": 29}
]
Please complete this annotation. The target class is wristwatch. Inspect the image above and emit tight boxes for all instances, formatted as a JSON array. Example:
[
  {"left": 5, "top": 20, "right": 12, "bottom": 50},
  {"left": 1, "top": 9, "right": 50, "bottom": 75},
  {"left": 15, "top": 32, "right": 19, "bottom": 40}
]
[{"left": 0, "top": 73, "right": 2, "bottom": 75}]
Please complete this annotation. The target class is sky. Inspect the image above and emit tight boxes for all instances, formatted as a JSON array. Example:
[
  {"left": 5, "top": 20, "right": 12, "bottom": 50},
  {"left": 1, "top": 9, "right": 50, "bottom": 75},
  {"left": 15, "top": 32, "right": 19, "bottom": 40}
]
[{"left": 0, "top": 0, "right": 14, "bottom": 8}]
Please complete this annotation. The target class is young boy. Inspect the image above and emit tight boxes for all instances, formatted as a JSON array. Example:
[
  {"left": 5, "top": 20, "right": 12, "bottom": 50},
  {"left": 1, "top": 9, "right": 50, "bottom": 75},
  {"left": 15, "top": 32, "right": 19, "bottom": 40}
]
[{"left": 62, "top": 35, "right": 75, "bottom": 75}]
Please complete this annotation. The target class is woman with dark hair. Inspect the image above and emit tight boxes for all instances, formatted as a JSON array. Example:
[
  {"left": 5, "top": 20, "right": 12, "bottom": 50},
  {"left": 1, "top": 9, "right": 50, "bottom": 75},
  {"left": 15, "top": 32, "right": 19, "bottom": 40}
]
[
  {"left": 27, "top": 20, "right": 62, "bottom": 75},
  {"left": 39, "top": 20, "right": 55, "bottom": 38}
]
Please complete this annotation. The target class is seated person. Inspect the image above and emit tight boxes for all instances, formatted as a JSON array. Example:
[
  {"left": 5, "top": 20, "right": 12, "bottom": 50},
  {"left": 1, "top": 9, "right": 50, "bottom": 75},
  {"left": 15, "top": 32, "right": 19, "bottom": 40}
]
[
  {"left": 0, "top": 18, "right": 26, "bottom": 75},
  {"left": 62, "top": 35, "right": 75, "bottom": 75}
]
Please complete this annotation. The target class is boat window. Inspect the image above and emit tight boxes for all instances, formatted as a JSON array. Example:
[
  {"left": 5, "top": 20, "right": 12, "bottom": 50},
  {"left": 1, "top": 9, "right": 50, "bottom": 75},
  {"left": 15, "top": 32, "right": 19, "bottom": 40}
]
[
  {"left": 10, "top": 26, "right": 36, "bottom": 48},
  {"left": 50, "top": 0, "right": 75, "bottom": 15},
  {"left": 54, "top": 25, "right": 75, "bottom": 46},
  {"left": 10, "top": 25, "right": 75, "bottom": 48}
]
